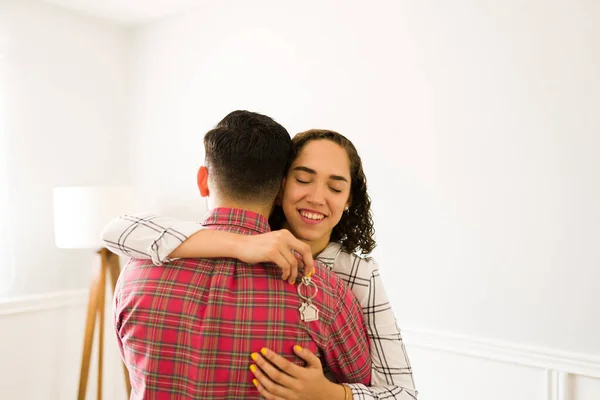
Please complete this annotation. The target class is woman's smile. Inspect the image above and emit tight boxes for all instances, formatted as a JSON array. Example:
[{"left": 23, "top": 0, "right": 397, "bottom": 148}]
[
  {"left": 298, "top": 209, "right": 327, "bottom": 224},
  {"left": 282, "top": 139, "right": 351, "bottom": 253}
]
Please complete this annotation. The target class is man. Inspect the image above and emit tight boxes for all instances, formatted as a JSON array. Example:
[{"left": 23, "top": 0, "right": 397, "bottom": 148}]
[{"left": 113, "top": 110, "right": 371, "bottom": 399}]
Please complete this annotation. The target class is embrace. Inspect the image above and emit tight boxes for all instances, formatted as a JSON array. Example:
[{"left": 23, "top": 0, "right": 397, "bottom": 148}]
[{"left": 103, "top": 110, "right": 418, "bottom": 399}]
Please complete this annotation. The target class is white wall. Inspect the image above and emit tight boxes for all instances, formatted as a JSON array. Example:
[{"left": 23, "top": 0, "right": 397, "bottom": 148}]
[
  {"left": 0, "top": 291, "right": 128, "bottom": 399},
  {"left": 128, "top": 0, "right": 600, "bottom": 353},
  {"left": 0, "top": 0, "right": 131, "bottom": 298},
  {"left": 126, "top": 0, "right": 600, "bottom": 398},
  {"left": 0, "top": 0, "right": 598, "bottom": 399},
  {"left": 0, "top": 2, "right": 130, "bottom": 397},
  {"left": 405, "top": 328, "right": 600, "bottom": 400}
]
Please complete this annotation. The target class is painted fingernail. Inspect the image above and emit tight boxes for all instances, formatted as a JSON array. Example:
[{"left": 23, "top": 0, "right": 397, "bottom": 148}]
[
  {"left": 251, "top": 353, "right": 258, "bottom": 361},
  {"left": 252, "top": 379, "right": 258, "bottom": 387},
  {"left": 260, "top": 348, "right": 267, "bottom": 356},
  {"left": 250, "top": 364, "right": 257, "bottom": 373},
  {"left": 294, "top": 345, "right": 302, "bottom": 352}
]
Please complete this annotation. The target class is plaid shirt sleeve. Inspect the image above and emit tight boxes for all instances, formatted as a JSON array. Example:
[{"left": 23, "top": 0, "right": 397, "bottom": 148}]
[
  {"left": 101, "top": 213, "right": 203, "bottom": 265},
  {"left": 342, "top": 257, "right": 418, "bottom": 400},
  {"left": 321, "top": 276, "right": 372, "bottom": 385}
]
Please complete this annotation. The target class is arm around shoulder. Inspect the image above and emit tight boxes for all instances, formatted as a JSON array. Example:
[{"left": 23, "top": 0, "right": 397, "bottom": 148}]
[{"left": 101, "top": 213, "right": 203, "bottom": 265}]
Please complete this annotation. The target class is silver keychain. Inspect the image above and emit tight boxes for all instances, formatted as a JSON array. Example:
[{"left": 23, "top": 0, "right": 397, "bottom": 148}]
[{"left": 298, "top": 276, "right": 319, "bottom": 322}]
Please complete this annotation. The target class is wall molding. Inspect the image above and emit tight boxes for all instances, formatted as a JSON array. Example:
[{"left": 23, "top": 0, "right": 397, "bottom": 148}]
[
  {"left": 403, "top": 327, "right": 600, "bottom": 380},
  {"left": 2, "top": 291, "right": 599, "bottom": 395},
  {"left": 545, "top": 370, "right": 570, "bottom": 400},
  {"left": 0, "top": 288, "right": 88, "bottom": 316}
]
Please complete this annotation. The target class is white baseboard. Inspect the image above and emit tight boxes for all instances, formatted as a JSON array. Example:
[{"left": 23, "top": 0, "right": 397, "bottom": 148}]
[
  {"left": 2, "top": 291, "right": 599, "bottom": 385},
  {"left": 0, "top": 288, "right": 88, "bottom": 316},
  {"left": 403, "top": 327, "right": 600, "bottom": 379}
]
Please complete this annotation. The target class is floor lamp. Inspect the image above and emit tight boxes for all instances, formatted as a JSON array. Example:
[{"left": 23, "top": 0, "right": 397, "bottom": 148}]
[{"left": 53, "top": 186, "right": 143, "bottom": 400}]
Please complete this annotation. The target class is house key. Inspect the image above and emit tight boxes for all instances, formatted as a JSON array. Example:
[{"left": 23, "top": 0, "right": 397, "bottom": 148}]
[{"left": 298, "top": 276, "right": 319, "bottom": 322}]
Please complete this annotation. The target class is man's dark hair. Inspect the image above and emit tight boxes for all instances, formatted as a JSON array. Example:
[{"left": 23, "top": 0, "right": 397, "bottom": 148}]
[{"left": 203, "top": 110, "right": 292, "bottom": 203}]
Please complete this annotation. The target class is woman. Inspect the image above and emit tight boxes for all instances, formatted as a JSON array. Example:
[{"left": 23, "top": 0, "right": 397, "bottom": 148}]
[{"left": 103, "top": 130, "right": 418, "bottom": 400}]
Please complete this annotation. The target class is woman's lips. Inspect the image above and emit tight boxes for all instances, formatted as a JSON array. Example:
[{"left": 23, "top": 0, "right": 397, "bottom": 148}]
[{"left": 298, "top": 209, "right": 326, "bottom": 225}]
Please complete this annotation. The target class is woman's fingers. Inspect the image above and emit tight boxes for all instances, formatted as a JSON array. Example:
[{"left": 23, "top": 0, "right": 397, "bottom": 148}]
[
  {"left": 250, "top": 351, "right": 297, "bottom": 398},
  {"left": 292, "top": 345, "right": 322, "bottom": 369},
  {"left": 271, "top": 251, "right": 294, "bottom": 281},
  {"left": 251, "top": 377, "right": 287, "bottom": 400},
  {"left": 244, "top": 229, "right": 312, "bottom": 284},
  {"left": 251, "top": 352, "right": 295, "bottom": 386},
  {"left": 257, "top": 348, "right": 305, "bottom": 379},
  {"left": 278, "top": 246, "right": 299, "bottom": 284},
  {"left": 284, "top": 233, "right": 314, "bottom": 278}
]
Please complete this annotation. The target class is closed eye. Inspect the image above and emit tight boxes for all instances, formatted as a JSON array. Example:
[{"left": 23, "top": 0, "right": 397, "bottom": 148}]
[
  {"left": 296, "top": 179, "right": 310, "bottom": 184},
  {"left": 329, "top": 187, "right": 342, "bottom": 193}
]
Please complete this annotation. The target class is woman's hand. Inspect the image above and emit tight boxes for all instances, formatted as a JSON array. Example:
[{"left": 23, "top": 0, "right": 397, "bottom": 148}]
[
  {"left": 249, "top": 346, "right": 347, "bottom": 400},
  {"left": 235, "top": 230, "right": 314, "bottom": 284}
]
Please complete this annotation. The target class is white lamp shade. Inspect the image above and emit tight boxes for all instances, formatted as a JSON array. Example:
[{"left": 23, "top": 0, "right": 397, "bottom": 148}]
[{"left": 53, "top": 186, "right": 152, "bottom": 249}]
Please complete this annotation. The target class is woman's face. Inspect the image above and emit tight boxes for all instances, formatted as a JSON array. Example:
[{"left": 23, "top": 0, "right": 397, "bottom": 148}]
[{"left": 281, "top": 139, "right": 351, "bottom": 253}]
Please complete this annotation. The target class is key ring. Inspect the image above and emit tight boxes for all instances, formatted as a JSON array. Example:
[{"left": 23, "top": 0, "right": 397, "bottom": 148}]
[{"left": 297, "top": 277, "right": 318, "bottom": 302}]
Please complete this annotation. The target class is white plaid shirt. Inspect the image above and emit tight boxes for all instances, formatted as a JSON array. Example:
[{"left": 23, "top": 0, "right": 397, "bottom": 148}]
[{"left": 102, "top": 214, "right": 418, "bottom": 400}]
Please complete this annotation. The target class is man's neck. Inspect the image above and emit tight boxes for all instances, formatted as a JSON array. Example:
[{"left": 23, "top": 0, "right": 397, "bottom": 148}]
[{"left": 209, "top": 199, "right": 272, "bottom": 221}]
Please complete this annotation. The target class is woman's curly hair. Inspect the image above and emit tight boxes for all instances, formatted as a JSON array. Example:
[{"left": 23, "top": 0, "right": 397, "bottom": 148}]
[{"left": 269, "top": 129, "right": 376, "bottom": 255}]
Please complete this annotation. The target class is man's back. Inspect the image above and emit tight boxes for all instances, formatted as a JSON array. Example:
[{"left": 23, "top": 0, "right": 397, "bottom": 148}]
[{"left": 114, "top": 208, "right": 371, "bottom": 399}]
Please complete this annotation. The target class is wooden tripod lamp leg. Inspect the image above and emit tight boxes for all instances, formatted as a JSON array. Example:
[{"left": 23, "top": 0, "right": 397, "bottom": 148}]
[
  {"left": 77, "top": 256, "right": 103, "bottom": 400},
  {"left": 107, "top": 250, "right": 133, "bottom": 396},
  {"left": 77, "top": 248, "right": 132, "bottom": 400},
  {"left": 97, "top": 250, "right": 107, "bottom": 400}
]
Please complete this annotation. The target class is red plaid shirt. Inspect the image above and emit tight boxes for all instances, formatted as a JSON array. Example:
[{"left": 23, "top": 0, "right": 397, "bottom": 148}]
[{"left": 114, "top": 208, "right": 371, "bottom": 399}]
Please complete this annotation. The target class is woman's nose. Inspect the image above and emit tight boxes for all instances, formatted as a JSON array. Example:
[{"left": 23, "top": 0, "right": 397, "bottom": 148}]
[{"left": 306, "top": 185, "right": 325, "bottom": 205}]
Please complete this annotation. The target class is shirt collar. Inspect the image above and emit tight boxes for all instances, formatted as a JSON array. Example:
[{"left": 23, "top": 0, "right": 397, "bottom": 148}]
[
  {"left": 316, "top": 242, "right": 343, "bottom": 269},
  {"left": 202, "top": 207, "right": 271, "bottom": 234}
]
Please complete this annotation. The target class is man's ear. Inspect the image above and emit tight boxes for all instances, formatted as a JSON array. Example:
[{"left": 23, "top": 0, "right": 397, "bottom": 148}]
[
  {"left": 276, "top": 178, "right": 286, "bottom": 205},
  {"left": 197, "top": 166, "right": 210, "bottom": 197}
]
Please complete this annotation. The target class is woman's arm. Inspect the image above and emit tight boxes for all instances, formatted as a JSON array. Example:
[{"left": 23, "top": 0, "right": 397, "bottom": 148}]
[
  {"left": 101, "top": 213, "right": 204, "bottom": 265},
  {"left": 337, "top": 255, "right": 418, "bottom": 400},
  {"left": 101, "top": 213, "right": 314, "bottom": 281}
]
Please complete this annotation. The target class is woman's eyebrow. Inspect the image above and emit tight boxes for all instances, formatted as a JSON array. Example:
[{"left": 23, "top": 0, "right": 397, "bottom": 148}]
[{"left": 292, "top": 166, "right": 348, "bottom": 183}]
